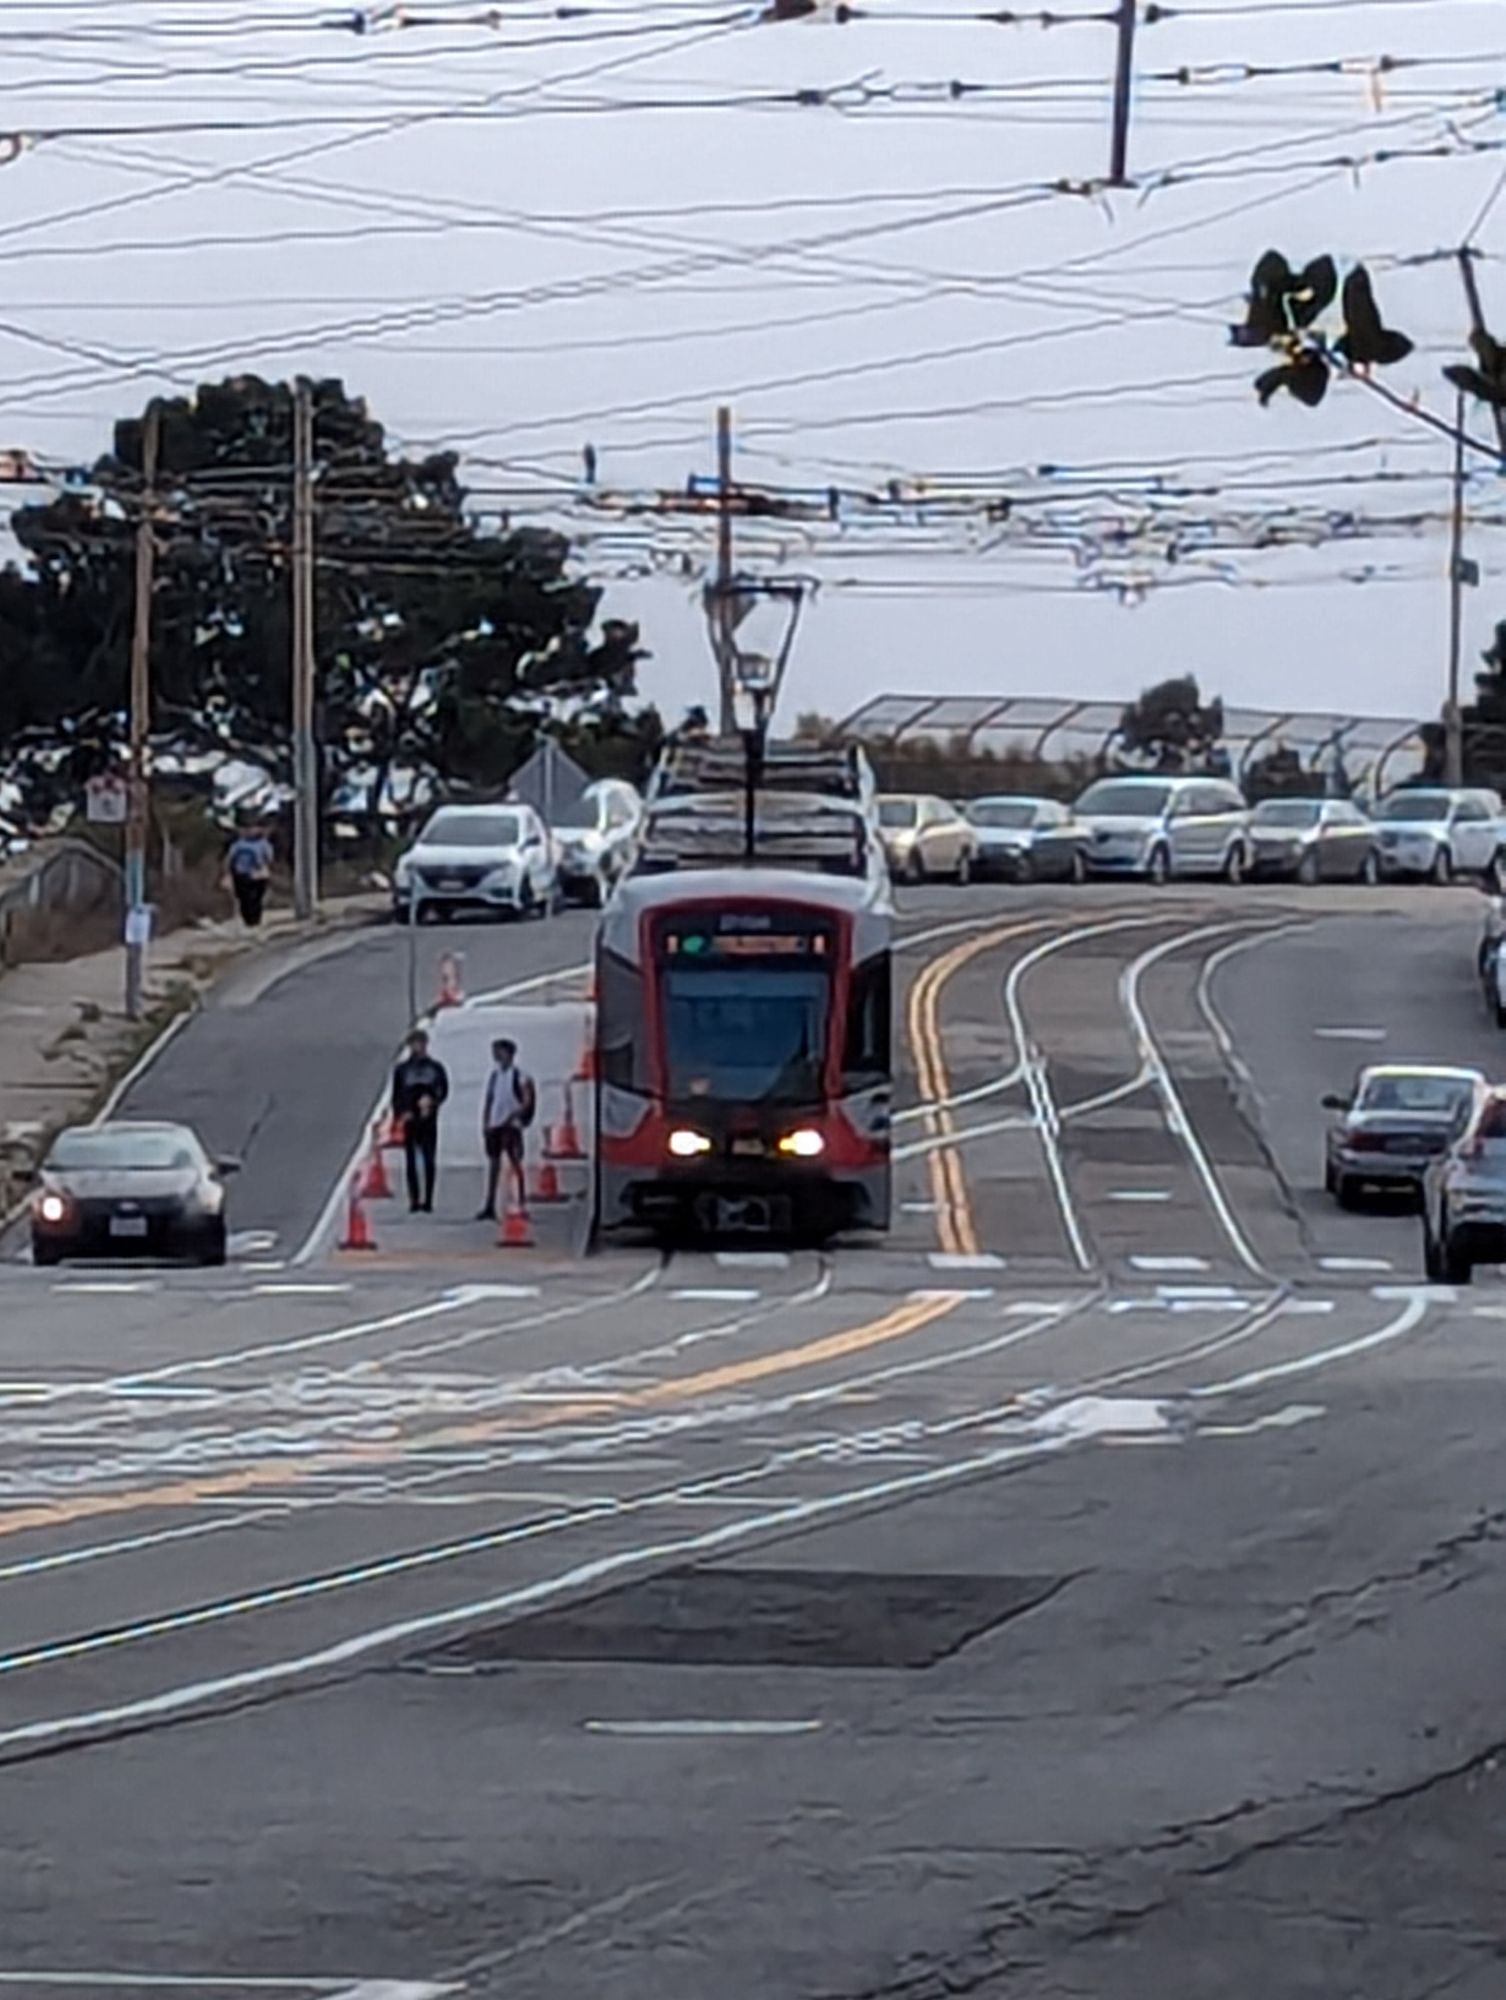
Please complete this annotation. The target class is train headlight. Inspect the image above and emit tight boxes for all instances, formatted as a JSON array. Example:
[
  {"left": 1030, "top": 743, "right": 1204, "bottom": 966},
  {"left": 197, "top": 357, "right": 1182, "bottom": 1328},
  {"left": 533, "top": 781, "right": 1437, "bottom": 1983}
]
[
  {"left": 667, "top": 1128, "right": 713, "bottom": 1158},
  {"left": 777, "top": 1128, "right": 826, "bottom": 1159}
]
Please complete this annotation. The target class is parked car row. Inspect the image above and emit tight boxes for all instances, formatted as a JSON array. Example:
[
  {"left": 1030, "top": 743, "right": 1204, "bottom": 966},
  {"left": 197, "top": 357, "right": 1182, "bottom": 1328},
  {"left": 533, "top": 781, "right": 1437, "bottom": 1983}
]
[{"left": 876, "top": 781, "right": 1506, "bottom": 889}]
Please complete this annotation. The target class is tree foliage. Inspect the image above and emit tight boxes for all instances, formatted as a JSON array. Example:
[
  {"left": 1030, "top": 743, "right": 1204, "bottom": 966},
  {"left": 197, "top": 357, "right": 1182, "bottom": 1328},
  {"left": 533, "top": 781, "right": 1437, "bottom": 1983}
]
[
  {"left": 0, "top": 376, "right": 652, "bottom": 820},
  {"left": 1116, "top": 674, "right": 1226, "bottom": 772}
]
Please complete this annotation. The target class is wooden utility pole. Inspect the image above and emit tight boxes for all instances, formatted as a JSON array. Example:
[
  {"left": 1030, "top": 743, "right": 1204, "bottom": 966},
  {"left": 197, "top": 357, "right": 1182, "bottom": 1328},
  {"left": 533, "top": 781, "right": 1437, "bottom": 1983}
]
[
  {"left": 1446, "top": 386, "right": 1468, "bottom": 788},
  {"left": 1108, "top": 0, "right": 1138, "bottom": 187},
  {"left": 124, "top": 401, "right": 160, "bottom": 1022},
  {"left": 715, "top": 404, "right": 734, "bottom": 736},
  {"left": 291, "top": 378, "right": 319, "bottom": 920}
]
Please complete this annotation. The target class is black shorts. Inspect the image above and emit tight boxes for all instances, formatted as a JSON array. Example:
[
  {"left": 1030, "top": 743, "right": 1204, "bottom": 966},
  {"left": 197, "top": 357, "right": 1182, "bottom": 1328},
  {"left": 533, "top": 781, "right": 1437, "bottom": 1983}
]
[{"left": 485, "top": 1124, "right": 524, "bottom": 1164}]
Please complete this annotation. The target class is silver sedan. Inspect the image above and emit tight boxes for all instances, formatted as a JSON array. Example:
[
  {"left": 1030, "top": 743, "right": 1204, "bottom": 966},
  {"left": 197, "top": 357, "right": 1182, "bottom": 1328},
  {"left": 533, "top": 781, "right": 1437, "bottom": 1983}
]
[
  {"left": 1247, "top": 798, "right": 1379, "bottom": 884},
  {"left": 1323, "top": 1064, "right": 1484, "bottom": 1207}
]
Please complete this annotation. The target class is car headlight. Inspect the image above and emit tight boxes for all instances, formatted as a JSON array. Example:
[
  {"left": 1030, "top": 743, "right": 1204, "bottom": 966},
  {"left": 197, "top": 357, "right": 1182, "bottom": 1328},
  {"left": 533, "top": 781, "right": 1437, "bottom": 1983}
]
[
  {"left": 778, "top": 1128, "right": 826, "bottom": 1159},
  {"left": 667, "top": 1128, "right": 712, "bottom": 1158},
  {"left": 484, "top": 860, "right": 519, "bottom": 884},
  {"left": 35, "top": 1191, "right": 69, "bottom": 1225}
]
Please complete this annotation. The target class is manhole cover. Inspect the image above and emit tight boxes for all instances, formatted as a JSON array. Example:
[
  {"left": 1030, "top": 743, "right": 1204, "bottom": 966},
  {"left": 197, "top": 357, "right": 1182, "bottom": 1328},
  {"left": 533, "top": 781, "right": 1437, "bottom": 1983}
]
[{"left": 417, "top": 1567, "right": 1068, "bottom": 1672}]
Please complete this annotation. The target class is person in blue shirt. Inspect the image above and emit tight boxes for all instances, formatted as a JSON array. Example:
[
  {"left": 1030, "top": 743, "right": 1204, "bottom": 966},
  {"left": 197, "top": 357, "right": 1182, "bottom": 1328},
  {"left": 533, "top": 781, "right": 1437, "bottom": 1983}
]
[{"left": 225, "top": 824, "right": 274, "bottom": 928}]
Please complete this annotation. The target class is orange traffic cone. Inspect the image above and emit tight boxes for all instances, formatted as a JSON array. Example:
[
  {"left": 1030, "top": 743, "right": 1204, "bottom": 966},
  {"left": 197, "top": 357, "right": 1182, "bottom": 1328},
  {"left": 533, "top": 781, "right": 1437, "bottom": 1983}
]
[
  {"left": 434, "top": 951, "right": 465, "bottom": 1010},
  {"left": 497, "top": 1187, "right": 535, "bottom": 1247},
  {"left": 545, "top": 1080, "right": 585, "bottom": 1161},
  {"left": 361, "top": 1128, "right": 393, "bottom": 1201},
  {"left": 378, "top": 1111, "right": 405, "bottom": 1149},
  {"left": 573, "top": 1033, "right": 598, "bottom": 1083},
  {"left": 340, "top": 1174, "right": 378, "bottom": 1252},
  {"left": 530, "top": 1153, "right": 565, "bottom": 1204}
]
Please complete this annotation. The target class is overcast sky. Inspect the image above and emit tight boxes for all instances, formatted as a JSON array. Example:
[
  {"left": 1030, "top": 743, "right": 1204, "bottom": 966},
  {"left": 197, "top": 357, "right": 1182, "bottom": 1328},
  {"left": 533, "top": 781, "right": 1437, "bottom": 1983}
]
[{"left": 1, "top": 0, "right": 1504, "bottom": 745}]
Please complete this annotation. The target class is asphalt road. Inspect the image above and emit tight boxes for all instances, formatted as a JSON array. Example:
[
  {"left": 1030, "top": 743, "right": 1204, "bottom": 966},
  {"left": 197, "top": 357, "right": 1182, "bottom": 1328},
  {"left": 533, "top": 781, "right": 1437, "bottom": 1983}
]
[{"left": 2, "top": 882, "right": 1504, "bottom": 1999}]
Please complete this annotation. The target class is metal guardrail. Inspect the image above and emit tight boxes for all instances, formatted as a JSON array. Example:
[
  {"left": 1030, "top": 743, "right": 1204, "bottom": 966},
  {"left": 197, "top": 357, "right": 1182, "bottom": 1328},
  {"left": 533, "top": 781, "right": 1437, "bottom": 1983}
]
[{"left": 834, "top": 693, "right": 1429, "bottom": 792}]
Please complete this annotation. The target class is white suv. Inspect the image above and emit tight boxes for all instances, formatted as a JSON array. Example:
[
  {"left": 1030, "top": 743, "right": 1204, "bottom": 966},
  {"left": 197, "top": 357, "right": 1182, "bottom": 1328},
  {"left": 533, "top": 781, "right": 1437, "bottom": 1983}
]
[
  {"left": 1373, "top": 787, "right": 1505, "bottom": 886},
  {"left": 551, "top": 779, "right": 643, "bottom": 907},
  {"left": 392, "top": 802, "right": 556, "bottom": 923},
  {"left": 1076, "top": 775, "right": 1249, "bottom": 883}
]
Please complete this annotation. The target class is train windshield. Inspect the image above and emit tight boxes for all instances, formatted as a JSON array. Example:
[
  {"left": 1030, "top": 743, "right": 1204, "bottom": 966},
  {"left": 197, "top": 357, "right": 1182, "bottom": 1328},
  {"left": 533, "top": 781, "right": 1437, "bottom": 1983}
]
[{"left": 664, "top": 968, "right": 829, "bottom": 1105}]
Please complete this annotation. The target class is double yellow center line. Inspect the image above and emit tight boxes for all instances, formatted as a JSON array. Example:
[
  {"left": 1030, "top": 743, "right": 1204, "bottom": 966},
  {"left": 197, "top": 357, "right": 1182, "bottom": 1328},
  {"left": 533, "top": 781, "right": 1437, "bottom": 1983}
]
[{"left": 905, "top": 919, "right": 1053, "bottom": 1257}]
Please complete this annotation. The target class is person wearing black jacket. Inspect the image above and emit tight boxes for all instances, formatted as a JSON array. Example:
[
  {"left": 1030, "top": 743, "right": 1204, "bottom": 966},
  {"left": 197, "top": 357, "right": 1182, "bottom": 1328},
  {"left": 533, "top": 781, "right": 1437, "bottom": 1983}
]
[{"left": 391, "top": 1028, "right": 450, "bottom": 1213}]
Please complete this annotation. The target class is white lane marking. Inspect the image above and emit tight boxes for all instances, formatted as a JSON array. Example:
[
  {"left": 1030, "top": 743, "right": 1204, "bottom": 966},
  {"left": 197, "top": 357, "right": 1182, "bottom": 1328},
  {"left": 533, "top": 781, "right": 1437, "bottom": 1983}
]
[
  {"left": 0, "top": 1978, "right": 354, "bottom": 1992},
  {"left": 1121, "top": 919, "right": 1278, "bottom": 1276},
  {"left": 1058, "top": 1069, "right": 1154, "bottom": 1122},
  {"left": 448, "top": 1283, "right": 543, "bottom": 1303},
  {"left": 1130, "top": 1255, "right": 1210, "bottom": 1273},
  {"left": 464, "top": 961, "right": 593, "bottom": 1009},
  {"left": 1156, "top": 1284, "right": 1236, "bottom": 1298},
  {"left": 1190, "top": 1286, "right": 1431, "bottom": 1397},
  {"left": 1313, "top": 1026, "right": 1387, "bottom": 1041},
  {"left": 927, "top": 1252, "right": 1005, "bottom": 1271},
  {"left": 714, "top": 1251, "right": 789, "bottom": 1269},
  {"left": 1199, "top": 1404, "right": 1326, "bottom": 1438},
  {"left": 252, "top": 1283, "right": 353, "bottom": 1297},
  {"left": 670, "top": 1287, "right": 760, "bottom": 1302},
  {"left": 584, "top": 1719, "right": 822, "bottom": 1738},
  {"left": 1279, "top": 1298, "right": 1336, "bottom": 1314},
  {"left": 893, "top": 1112, "right": 1032, "bottom": 1161},
  {"left": 232, "top": 1231, "right": 279, "bottom": 1257},
  {"left": 330, "top": 1986, "right": 455, "bottom": 2000},
  {"left": 1317, "top": 1255, "right": 1393, "bottom": 1272},
  {"left": 900, "top": 1199, "right": 940, "bottom": 1214},
  {"left": 51, "top": 1282, "right": 159, "bottom": 1296},
  {"left": 1107, "top": 1189, "right": 1172, "bottom": 1203},
  {"left": 910, "top": 1286, "right": 996, "bottom": 1301}
]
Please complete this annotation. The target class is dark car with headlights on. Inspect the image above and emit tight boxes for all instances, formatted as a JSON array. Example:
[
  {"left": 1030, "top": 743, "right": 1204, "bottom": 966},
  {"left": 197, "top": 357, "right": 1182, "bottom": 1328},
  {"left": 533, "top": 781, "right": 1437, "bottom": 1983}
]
[
  {"left": 1322, "top": 1064, "right": 1483, "bottom": 1208},
  {"left": 963, "top": 796, "right": 1087, "bottom": 883},
  {"left": 1247, "top": 797, "right": 1380, "bottom": 884},
  {"left": 30, "top": 1121, "right": 238, "bottom": 1267},
  {"left": 1422, "top": 1085, "right": 1506, "bottom": 1283}
]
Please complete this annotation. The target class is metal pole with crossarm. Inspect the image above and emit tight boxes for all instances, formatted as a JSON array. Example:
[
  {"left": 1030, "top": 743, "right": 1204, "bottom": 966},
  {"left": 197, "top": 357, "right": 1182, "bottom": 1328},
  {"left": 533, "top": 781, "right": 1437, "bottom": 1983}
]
[{"left": 124, "top": 402, "right": 160, "bottom": 1023}]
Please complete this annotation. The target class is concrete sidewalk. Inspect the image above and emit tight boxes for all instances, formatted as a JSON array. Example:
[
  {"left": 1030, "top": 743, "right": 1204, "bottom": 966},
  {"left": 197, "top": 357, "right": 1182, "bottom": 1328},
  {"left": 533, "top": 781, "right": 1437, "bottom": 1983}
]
[{"left": 0, "top": 896, "right": 384, "bottom": 1213}]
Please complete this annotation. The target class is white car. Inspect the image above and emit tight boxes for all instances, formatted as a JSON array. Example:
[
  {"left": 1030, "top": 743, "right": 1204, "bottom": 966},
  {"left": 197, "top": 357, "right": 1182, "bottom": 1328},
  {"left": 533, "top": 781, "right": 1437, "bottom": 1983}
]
[
  {"left": 392, "top": 803, "right": 556, "bottom": 923},
  {"left": 1372, "top": 787, "right": 1505, "bottom": 886},
  {"left": 551, "top": 779, "right": 643, "bottom": 907},
  {"left": 1075, "top": 775, "right": 1249, "bottom": 883}
]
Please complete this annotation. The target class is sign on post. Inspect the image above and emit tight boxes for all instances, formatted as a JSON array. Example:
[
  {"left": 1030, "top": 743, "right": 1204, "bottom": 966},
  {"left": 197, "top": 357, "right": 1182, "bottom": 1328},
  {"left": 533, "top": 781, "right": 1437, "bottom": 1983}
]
[{"left": 86, "top": 775, "right": 128, "bottom": 825}]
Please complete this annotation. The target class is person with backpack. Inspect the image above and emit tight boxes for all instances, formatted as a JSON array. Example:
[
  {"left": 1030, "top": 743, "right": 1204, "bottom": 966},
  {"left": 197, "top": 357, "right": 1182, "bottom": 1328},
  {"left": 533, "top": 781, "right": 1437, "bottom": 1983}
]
[
  {"left": 477, "top": 1035, "right": 536, "bottom": 1221},
  {"left": 224, "top": 821, "right": 274, "bottom": 929}
]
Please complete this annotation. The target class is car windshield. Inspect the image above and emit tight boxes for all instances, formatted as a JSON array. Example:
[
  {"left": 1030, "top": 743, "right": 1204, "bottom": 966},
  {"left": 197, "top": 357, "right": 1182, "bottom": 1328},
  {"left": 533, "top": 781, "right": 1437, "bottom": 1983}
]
[
  {"left": 664, "top": 968, "right": 829, "bottom": 1105},
  {"left": 421, "top": 810, "right": 522, "bottom": 847},
  {"left": 551, "top": 795, "right": 601, "bottom": 831},
  {"left": 1076, "top": 781, "right": 1171, "bottom": 818},
  {"left": 968, "top": 802, "right": 1038, "bottom": 829},
  {"left": 878, "top": 799, "right": 919, "bottom": 828},
  {"left": 48, "top": 1129, "right": 197, "bottom": 1171},
  {"left": 1358, "top": 1074, "right": 1475, "bottom": 1115},
  {"left": 1377, "top": 795, "right": 1448, "bottom": 823},
  {"left": 1254, "top": 801, "right": 1322, "bottom": 826}
]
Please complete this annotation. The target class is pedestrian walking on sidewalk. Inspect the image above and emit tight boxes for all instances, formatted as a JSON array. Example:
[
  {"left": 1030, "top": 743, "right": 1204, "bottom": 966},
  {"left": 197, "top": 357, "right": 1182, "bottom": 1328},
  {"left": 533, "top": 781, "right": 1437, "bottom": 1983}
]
[
  {"left": 477, "top": 1036, "right": 536, "bottom": 1220},
  {"left": 391, "top": 1028, "right": 450, "bottom": 1213},
  {"left": 224, "top": 821, "right": 274, "bottom": 930}
]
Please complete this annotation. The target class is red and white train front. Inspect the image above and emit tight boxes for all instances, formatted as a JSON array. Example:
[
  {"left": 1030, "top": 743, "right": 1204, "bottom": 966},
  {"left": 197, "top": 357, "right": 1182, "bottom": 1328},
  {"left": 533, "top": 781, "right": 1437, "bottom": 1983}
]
[{"left": 594, "top": 869, "right": 892, "bottom": 1238}]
